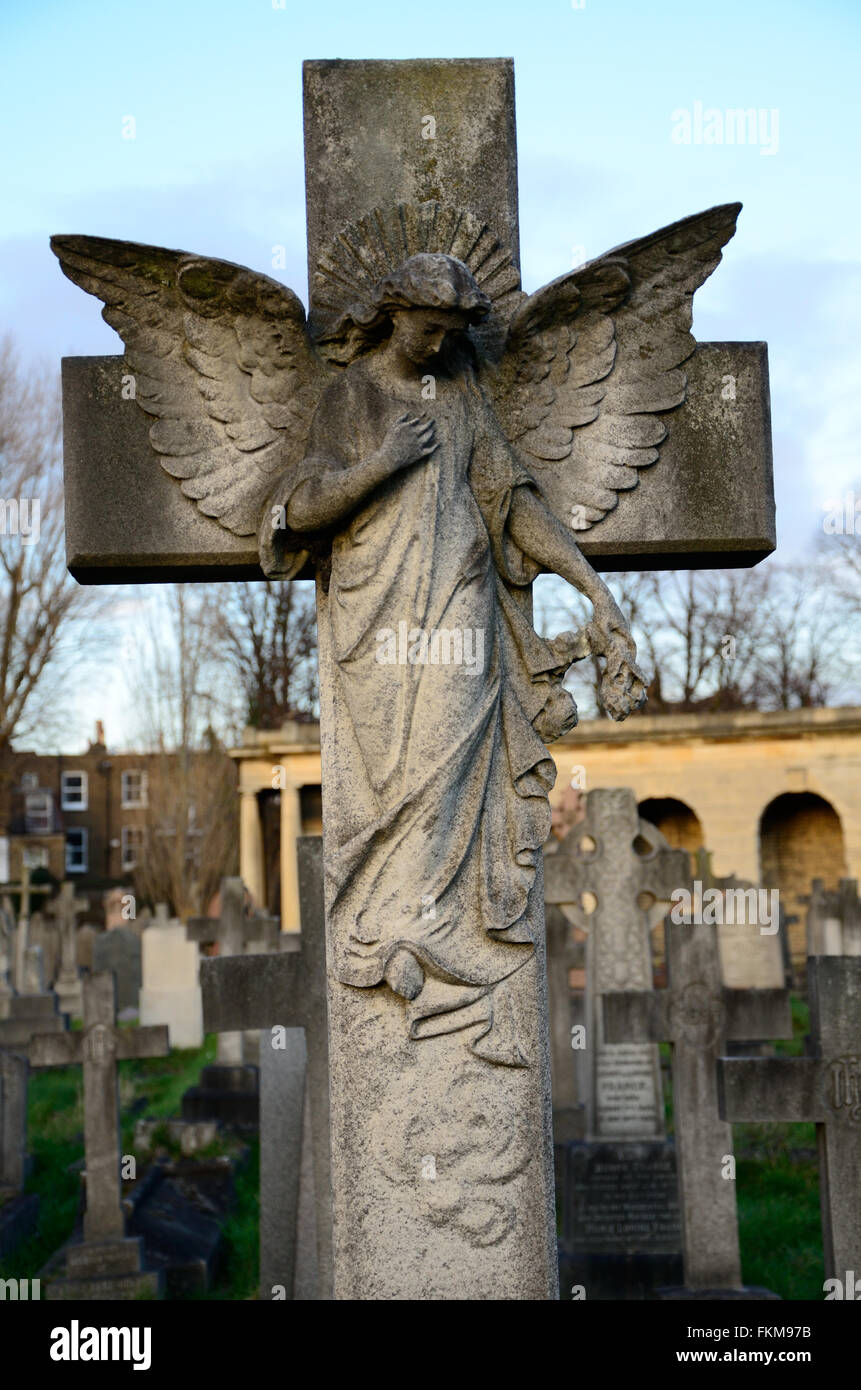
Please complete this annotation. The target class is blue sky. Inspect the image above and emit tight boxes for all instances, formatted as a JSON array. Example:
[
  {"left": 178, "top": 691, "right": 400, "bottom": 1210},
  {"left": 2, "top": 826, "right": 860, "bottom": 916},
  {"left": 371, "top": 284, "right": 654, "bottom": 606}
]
[{"left": 1, "top": 0, "right": 859, "bottom": 747}]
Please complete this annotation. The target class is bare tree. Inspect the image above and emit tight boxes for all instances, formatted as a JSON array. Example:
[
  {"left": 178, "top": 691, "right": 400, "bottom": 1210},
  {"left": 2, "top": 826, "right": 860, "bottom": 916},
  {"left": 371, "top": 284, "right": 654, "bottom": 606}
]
[
  {"left": 540, "top": 557, "right": 841, "bottom": 719},
  {"left": 215, "top": 579, "right": 318, "bottom": 729},
  {"left": 126, "top": 586, "right": 238, "bottom": 916},
  {"left": 0, "top": 338, "right": 105, "bottom": 800}
]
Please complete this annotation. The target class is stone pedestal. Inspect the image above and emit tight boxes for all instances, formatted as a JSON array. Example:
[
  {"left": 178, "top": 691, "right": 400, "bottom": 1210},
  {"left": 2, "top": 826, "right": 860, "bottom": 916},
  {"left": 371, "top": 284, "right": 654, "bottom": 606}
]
[{"left": 45, "top": 1235, "right": 162, "bottom": 1301}]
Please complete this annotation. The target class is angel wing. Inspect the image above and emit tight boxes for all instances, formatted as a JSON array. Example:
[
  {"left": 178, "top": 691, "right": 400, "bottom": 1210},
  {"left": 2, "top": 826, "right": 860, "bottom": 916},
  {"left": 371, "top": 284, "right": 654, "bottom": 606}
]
[
  {"left": 50, "top": 235, "right": 333, "bottom": 536},
  {"left": 485, "top": 203, "right": 741, "bottom": 528}
]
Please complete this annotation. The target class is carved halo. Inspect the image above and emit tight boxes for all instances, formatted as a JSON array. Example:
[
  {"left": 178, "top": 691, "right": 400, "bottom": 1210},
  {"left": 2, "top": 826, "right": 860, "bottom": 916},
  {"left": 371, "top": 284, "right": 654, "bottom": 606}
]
[{"left": 311, "top": 201, "right": 522, "bottom": 348}]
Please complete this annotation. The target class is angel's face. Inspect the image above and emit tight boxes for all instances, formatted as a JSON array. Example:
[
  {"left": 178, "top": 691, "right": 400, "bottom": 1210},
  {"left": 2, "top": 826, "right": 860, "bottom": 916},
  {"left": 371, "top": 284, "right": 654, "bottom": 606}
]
[{"left": 388, "top": 307, "right": 469, "bottom": 367}]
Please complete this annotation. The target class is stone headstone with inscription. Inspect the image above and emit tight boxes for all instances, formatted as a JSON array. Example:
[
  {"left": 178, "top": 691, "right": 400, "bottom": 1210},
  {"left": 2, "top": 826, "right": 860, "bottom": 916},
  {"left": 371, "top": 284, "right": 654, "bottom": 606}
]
[
  {"left": 92, "top": 925, "right": 142, "bottom": 1015},
  {"left": 604, "top": 914, "right": 791, "bottom": 1297},
  {"left": 545, "top": 788, "right": 687, "bottom": 1298}
]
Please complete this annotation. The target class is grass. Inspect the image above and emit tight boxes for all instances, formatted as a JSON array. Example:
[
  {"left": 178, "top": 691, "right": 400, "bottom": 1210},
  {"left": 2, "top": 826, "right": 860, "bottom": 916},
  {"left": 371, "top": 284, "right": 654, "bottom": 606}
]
[
  {"left": 2, "top": 995, "right": 826, "bottom": 1299},
  {"left": 0, "top": 1033, "right": 260, "bottom": 1299}
]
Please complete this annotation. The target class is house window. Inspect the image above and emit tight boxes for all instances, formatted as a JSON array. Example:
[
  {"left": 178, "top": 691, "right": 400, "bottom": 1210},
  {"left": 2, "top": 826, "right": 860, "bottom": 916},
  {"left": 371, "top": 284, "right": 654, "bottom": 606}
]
[
  {"left": 22, "top": 846, "right": 49, "bottom": 870},
  {"left": 25, "top": 792, "right": 52, "bottom": 834},
  {"left": 121, "top": 771, "right": 148, "bottom": 808},
  {"left": 66, "top": 828, "right": 88, "bottom": 873},
  {"left": 20, "top": 772, "right": 38, "bottom": 792},
  {"left": 121, "top": 826, "right": 144, "bottom": 871},
  {"left": 61, "top": 771, "right": 88, "bottom": 811}
]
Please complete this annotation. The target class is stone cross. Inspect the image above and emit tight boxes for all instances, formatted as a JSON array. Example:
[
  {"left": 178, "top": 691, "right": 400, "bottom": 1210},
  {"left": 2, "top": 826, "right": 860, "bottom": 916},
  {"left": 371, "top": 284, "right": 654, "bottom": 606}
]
[
  {"left": 47, "top": 881, "right": 89, "bottom": 1017},
  {"left": 30, "top": 971, "right": 169, "bottom": 1294},
  {"left": 545, "top": 788, "right": 690, "bottom": 1140},
  {"left": 200, "top": 837, "right": 330, "bottom": 1300},
  {"left": 9, "top": 870, "right": 53, "bottom": 993},
  {"left": 603, "top": 916, "right": 792, "bottom": 1290},
  {"left": 54, "top": 59, "right": 773, "bottom": 1300},
  {"left": 718, "top": 955, "right": 861, "bottom": 1282},
  {"left": 804, "top": 878, "right": 861, "bottom": 957},
  {"left": 187, "top": 878, "right": 278, "bottom": 1065}
]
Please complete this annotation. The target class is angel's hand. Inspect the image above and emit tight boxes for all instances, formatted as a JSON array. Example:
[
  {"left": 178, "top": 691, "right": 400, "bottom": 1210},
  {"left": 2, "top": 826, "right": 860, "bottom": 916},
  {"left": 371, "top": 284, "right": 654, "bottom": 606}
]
[
  {"left": 600, "top": 635, "right": 648, "bottom": 721},
  {"left": 590, "top": 590, "right": 634, "bottom": 656},
  {"left": 378, "top": 413, "right": 437, "bottom": 472}
]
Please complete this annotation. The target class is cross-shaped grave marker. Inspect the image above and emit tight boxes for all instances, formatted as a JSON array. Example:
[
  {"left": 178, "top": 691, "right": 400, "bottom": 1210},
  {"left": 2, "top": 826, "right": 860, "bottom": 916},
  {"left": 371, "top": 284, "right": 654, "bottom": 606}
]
[
  {"left": 603, "top": 915, "right": 792, "bottom": 1292},
  {"left": 9, "top": 867, "right": 53, "bottom": 993},
  {"left": 53, "top": 58, "right": 774, "bottom": 1299},
  {"left": 804, "top": 879, "right": 861, "bottom": 958},
  {"left": 183, "top": 878, "right": 279, "bottom": 1126},
  {"left": 30, "top": 970, "right": 169, "bottom": 1298},
  {"left": 200, "top": 837, "right": 330, "bottom": 1300},
  {"left": 718, "top": 955, "right": 861, "bottom": 1284},
  {"left": 46, "top": 881, "right": 89, "bottom": 1018}
]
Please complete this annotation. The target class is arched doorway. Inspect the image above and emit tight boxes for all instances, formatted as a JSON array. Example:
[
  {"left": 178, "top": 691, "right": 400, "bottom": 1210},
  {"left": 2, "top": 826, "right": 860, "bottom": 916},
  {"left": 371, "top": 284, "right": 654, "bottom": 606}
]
[
  {"left": 759, "top": 792, "right": 846, "bottom": 961},
  {"left": 638, "top": 797, "right": 704, "bottom": 860}
]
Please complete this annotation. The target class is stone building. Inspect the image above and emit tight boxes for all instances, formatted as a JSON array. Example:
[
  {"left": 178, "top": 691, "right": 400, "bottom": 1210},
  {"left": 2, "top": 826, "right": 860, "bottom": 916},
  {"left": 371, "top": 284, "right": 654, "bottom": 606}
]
[{"left": 230, "top": 707, "right": 861, "bottom": 962}]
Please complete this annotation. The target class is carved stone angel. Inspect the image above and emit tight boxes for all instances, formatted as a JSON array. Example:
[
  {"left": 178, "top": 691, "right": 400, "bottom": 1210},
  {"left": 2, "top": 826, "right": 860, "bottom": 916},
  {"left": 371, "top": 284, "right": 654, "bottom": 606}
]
[{"left": 52, "top": 200, "right": 739, "bottom": 1061}]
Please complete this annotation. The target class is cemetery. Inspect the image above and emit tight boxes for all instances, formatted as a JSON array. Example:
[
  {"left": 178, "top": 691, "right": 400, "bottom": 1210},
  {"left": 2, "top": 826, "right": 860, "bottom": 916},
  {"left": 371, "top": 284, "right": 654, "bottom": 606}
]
[{"left": 0, "top": 8, "right": 859, "bottom": 1347}]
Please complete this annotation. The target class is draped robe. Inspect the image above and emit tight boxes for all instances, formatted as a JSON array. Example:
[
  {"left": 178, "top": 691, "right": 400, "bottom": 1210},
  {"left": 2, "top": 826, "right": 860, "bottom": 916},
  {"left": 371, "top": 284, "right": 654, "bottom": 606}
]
[{"left": 263, "top": 354, "right": 579, "bottom": 1062}]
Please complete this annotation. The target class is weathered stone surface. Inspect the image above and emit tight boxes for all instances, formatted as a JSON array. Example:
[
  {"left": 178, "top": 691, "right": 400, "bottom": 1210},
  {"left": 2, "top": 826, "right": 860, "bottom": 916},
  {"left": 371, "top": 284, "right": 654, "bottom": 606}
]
[
  {"left": 48, "top": 884, "right": 90, "bottom": 1017},
  {"left": 0, "top": 1050, "right": 29, "bottom": 1191},
  {"left": 545, "top": 789, "right": 688, "bottom": 1141},
  {"left": 92, "top": 925, "right": 141, "bottom": 1014},
  {"left": 53, "top": 54, "right": 774, "bottom": 1305},
  {"left": 200, "top": 836, "right": 331, "bottom": 1299},
  {"left": 30, "top": 971, "right": 168, "bottom": 1299},
  {"left": 547, "top": 789, "right": 687, "bottom": 1298},
  {"left": 604, "top": 917, "right": 792, "bottom": 1291},
  {"left": 804, "top": 878, "right": 861, "bottom": 957},
  {"left": 718, "top": 956, "right": 861, "bottom": 1281},
  {"left": 139, "top": 916, "right": 203, "bottom": 1049}
]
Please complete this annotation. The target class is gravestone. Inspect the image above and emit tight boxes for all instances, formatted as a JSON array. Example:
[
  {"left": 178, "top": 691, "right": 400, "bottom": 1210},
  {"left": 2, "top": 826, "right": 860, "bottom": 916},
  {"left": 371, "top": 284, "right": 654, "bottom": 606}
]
[
  {"left": 182, "top": 879, "right": 275, "bottom": 1126},
  {"left": 804, "top": 879, "right": 861, "bottom": 958},
  {"left": 545, "top": 788, "right": 687, "bottom": 1298},
  {"left": 28, "top": 911, "right": 60, "bottom": 989},
  {"left": 604, "top": 915, "right": 791, "bottom": 1296},
  {"left": 0, "top": 1050, "right": 39, "bottom": 1256},
  {"left": 22, "top": 944, "right": 45, "bottom": 995},
  {"left": 678, "top": 851, "right": 788, "bottom": 991},
  {"left": 92, "top": 924, "right": 141, "bottom": 1016},
  {"left": 543, "top": 896, "right": 588, "bottom": 1141},
  {"left": 200, "top": 837, "right": 330, "bottom": 1299},
  {"left": 30, "top": 971, "right": 169, "bottom": 1298},
  {"left": 77, "top": 924, "right": 99, "bottom": 975},
  {"left": 719, "top": 956, "right": 861, "bottom": 1284},
  {"left": 139, "top": 908, "right": 203, "bottom": 1049},
  {"left": 53, "top": 56, "right": 774, "bottom": 1300},
  {"left": 47, "top": 882, "right": 89, "bottom": 1018},
  {"left": 0, "top": 898, "right": 13, "bottom": 1015}
]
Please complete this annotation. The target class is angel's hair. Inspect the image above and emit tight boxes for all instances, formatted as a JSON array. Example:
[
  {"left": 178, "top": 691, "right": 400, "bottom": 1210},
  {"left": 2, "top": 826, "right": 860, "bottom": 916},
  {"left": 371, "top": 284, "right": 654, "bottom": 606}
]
[{"left": 320, "top": 253, "right": 490, "bottom": 362}]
